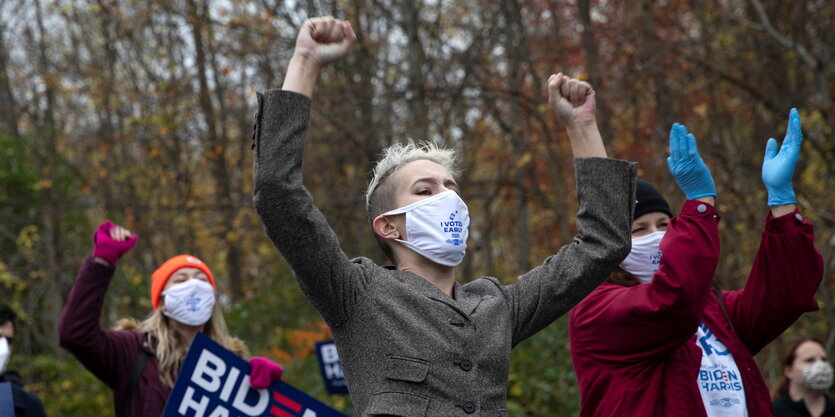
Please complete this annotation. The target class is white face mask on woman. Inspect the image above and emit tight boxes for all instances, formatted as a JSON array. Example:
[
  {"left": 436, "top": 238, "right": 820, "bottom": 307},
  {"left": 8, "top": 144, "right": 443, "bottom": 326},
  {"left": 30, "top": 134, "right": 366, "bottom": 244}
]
[
  {"left": 382, "top": 190, "right": 470, "bottom": 267},
  {"left": 801, "top": 361, "right": 834, "bottom": 391},
  {"left": 0, "top": 337, "right": 9, "bottom": 374},
  {"left": 162, "top": 279, "right": 216, "bottom": 326},
  {"left": 619, "top": 231, "right": 665, "bottom": 284}
]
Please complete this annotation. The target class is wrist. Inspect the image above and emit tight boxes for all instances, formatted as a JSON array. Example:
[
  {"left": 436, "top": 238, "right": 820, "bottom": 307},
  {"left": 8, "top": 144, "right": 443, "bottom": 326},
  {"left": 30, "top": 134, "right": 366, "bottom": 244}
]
[
  {"left": 289, "top": 52, "right": 323, "bottom": 73},
  {"left": 92, "top": 257, "right": 113, "bottom": 267},
  {"left": 565, "top": 121, "right": 607, "bottom": 159},
  {"left": 695, "top": 196, "right": 715, "bottom": 206},
  {"left": 770, "top": 203, "right": 796, "bottom": 217},
  {"left": 565, "top": 118, "right": 598, "bottom": 134},
  {"left": 282, "top": 54, "right": 322, "bottom": 97}
]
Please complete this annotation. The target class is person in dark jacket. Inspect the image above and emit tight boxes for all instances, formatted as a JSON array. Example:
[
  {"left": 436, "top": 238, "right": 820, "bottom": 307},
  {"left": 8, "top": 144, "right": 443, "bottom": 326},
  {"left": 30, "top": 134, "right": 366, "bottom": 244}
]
[
  {"left": 772, "top": 338, "right": 835, "bottom": 417},
  {"left": 58, "top": 221, "right": 284, "bottom": 417},
  {"left": 570, "top": 112, "right": 824, "bottom": 416},
  {"left": 0, "top": 304, "right": 46, "bottom": 417}
]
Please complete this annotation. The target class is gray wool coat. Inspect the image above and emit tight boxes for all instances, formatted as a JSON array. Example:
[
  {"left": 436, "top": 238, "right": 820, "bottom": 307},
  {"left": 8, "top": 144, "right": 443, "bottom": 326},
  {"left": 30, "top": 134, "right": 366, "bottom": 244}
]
[{"left": 253, "top": 90, "right": 637, "bottom": 417}]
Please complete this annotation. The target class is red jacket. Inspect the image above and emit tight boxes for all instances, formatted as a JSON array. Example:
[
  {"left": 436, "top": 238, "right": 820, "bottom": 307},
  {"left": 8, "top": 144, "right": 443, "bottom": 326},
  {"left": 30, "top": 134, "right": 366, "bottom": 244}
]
[
  {"left": 569, "top": 200, "right": 823, "bottom": 417},
  {"left": 58, "top": 258, "right": 170, "bottom": 417}
]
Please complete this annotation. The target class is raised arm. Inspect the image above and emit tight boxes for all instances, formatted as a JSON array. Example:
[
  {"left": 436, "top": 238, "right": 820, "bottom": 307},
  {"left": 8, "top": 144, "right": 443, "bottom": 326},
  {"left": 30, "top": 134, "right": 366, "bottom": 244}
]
[
  {"left": 571, "top": 123, "right": 721, "bottom": 359},
  {"left": 505, "top": 76, "right": 636, "bottom": 345},
  {"left": 254, "top": 17, "right": 366, "bottom": 327},
  {"left": 723, "top": 108, "right": 824, "bottom": 353},
  {"left": 58, "top": 221, "right": 139, "bottom": 386}
]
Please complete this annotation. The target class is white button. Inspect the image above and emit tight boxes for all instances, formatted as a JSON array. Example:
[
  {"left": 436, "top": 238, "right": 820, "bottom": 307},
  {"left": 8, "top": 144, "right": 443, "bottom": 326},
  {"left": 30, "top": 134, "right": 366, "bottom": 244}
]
[
  {"left": 697, "top": 204, "right": 707, "bottom": 213},
  {"left": 795, "top": 213, "right": 803, "bottom": 221}
]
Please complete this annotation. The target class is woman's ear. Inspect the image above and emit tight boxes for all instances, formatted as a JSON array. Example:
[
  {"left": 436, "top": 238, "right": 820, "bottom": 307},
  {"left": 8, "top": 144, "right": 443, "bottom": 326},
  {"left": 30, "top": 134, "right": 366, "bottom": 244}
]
[{"left": 372, "top": 214, "right": 401, "bottom": 240}]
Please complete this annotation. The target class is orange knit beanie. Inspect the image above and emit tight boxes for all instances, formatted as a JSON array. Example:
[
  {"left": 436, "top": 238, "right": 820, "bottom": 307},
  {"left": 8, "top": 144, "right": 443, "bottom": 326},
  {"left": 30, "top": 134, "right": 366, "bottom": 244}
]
[{"left": 150, "top": 254, "right": 215, "bottom": 310}]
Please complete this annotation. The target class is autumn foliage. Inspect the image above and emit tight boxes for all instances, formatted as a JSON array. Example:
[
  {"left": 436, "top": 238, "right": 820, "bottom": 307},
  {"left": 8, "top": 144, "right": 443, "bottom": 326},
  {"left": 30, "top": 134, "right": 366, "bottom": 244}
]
[{"left": 0, "top": 0, "right": 833, "bottom": 415}]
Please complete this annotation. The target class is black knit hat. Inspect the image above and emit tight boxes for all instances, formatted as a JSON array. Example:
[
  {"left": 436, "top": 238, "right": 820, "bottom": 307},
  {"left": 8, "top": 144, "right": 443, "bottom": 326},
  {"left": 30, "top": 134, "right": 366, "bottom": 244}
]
[{"left": 634, "top": 179, "right": 672, "bottom": 220}]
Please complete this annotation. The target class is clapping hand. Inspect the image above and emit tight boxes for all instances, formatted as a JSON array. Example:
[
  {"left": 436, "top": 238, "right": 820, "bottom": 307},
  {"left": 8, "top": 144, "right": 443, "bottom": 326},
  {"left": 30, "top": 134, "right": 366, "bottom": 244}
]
[
  {"left": 666, "top": 123, "right": 716, "bottom": 200},
  {"left": 762, "top": 108, "right": 802, "bottom": 207}
]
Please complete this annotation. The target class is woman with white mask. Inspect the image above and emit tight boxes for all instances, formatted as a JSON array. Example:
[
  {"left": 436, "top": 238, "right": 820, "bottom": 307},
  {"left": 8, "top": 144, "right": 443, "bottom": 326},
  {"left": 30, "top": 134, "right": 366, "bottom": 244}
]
[
  {"left": 569, "top": 113, "right": 824, "bottom": 417},
  {"left": 58, "top": 221, "right": 284, "bottom": 417},
  {"left": 254, "top": 16, "right": 637, "bottom": 416},
  {"left": 773, "top": 338, "right": 835, "bottom": 416}
]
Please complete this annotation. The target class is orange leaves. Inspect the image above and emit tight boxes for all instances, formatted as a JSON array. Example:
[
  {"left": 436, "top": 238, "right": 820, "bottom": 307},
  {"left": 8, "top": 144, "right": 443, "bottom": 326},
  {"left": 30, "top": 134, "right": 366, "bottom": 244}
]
[
  {"left": 253, "top": 322, "right": 333, "bottom": 364},
  {"left": 287, "top": 321, "right": 332, "bottom": 361},
  {"left": 268, "top": 347, "right": 293, "bottom": 366}
]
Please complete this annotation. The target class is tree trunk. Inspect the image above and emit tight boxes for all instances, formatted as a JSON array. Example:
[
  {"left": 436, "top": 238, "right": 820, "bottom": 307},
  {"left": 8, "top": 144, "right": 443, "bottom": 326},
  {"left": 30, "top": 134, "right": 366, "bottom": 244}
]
[{"left": 186, "top": 0, "right": 243, "bottom": 300}]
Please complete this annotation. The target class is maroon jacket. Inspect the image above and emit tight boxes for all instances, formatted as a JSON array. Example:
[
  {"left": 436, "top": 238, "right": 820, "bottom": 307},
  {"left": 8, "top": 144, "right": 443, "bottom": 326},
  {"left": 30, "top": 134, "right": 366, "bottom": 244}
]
[
  {"left": 570, "top": 201, "right": 823, "bottom": 417},
  {"left": 58, "top": 258, "right": 170, "bottom": 417}
]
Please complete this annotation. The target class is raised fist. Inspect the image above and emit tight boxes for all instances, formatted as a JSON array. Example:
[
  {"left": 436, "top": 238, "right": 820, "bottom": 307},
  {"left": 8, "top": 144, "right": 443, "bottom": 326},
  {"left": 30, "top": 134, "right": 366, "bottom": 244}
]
[
  {"left": 92, "top": 220, "right": 137, "bottom": 265},
  {"left": 548, "top": 72, "right": 596, "bottom": 128},
  {"left": 293, "top": 16, "right": 357, "bottom": 68}
]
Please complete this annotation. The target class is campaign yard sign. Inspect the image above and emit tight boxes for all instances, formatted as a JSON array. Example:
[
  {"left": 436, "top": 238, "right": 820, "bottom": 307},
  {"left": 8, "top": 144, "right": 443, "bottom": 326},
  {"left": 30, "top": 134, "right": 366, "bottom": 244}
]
[
  {"left": 314, "top": 340, "right": 348, "bottom": 395},
  {"left": 162, "top": 332, "right": 346, "bottom": 417}
]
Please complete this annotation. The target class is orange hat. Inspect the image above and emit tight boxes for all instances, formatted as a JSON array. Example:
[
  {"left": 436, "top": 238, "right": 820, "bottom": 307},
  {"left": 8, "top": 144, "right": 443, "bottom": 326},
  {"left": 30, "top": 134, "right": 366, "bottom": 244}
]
[{"left": 151, "top": 255, "right": 215, "bottom": 310}]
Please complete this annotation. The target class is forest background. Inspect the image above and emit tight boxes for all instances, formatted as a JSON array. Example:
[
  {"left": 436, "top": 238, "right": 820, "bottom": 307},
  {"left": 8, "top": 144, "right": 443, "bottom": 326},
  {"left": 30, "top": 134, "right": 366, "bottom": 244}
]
[{"left": 0, "top": 0, "right": 833, "bottom": 415}]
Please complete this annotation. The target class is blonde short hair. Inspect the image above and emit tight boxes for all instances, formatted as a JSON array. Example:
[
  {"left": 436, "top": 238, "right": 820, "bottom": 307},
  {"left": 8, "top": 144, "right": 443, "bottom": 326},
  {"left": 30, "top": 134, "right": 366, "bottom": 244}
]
[
  {"left": 366, "top": 140, "right": 459, "bottom": 210},
  {"left": 366, "top": 140, "right": 460, "bottom": 264}
]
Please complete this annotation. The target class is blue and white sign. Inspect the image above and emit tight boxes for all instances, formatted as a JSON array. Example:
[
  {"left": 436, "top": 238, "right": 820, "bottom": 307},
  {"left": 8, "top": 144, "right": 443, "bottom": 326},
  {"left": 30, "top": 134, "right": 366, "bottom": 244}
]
[
  {"left": 695, "top": 323, "right": 747, "bottom": 416},
  {"left": 163, "top": 332, "right": 346, "bottom": 417},
  {"left": 0, "top": 382, "right": 13, "bottom": 416},
  {"left": 315, "top": 340, "right": 348, "bottom": 395}
]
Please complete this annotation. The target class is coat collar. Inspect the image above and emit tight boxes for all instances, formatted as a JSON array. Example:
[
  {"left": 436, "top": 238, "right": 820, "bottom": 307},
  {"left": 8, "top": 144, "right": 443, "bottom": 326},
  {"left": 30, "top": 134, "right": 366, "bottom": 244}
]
[{"left": 395, "top": 270, "right": 483, "bottom": 316}]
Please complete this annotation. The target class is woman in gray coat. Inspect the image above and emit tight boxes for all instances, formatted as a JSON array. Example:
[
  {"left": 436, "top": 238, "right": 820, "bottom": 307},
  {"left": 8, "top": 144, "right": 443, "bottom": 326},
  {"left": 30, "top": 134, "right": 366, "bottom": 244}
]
[{"left": 253, "top": 16, "right": 636, "bottom": 416}]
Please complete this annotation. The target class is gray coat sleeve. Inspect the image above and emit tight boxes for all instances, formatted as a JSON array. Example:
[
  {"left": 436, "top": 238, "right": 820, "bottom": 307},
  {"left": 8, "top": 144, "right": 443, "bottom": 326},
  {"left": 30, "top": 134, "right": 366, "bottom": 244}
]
[
  {"left": 504, "top": 157, "right": 636, "bottom": 346},
  {"left": 252, "top": 89, "right": 369, "bottom": 327}
]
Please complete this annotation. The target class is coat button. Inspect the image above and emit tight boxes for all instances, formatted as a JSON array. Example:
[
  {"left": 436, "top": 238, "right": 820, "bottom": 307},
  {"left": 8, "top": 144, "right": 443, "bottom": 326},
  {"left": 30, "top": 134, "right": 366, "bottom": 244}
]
[
  {"left": 463, "top": 402, "right": 476, "bottom": 414},
  {"left": 697, "top": 204, "right": 707, "bottom": 213},
  {"left": 795, "top": 213, "right": 803, "bottom": 221},
  {"left": 459, "top": 359, "right": 472, "bottom": 371}
]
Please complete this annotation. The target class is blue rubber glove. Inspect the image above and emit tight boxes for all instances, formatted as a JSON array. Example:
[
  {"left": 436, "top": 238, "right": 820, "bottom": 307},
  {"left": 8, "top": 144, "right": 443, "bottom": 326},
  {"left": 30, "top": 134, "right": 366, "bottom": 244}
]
[
  {"left": 666, "top": 123, "right": 716, "bottom": 199},
  {"left": 762, "top": 108, "right": 802, "bottom": 206}
]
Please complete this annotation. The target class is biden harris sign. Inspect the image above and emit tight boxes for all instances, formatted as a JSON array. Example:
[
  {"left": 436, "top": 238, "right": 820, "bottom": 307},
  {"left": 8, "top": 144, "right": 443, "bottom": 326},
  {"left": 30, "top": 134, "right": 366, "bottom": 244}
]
[
  {"left": 315, "top": 340, "right": 348, "bottom": 395},
  {"left": 162, "top": 332, "right": 346, "bottom": 417}
]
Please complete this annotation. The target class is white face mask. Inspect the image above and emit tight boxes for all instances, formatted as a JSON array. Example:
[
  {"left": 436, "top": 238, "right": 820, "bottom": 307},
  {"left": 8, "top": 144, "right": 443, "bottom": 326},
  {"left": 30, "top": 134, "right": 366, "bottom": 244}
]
[
  {"left": 0, "top": 337, "right": 9, "bottom": 374},
  {"left": 619, "top": 231, "right": 665, "bottom": 284},
  {"left": 382, "top": 190, "right": 470, "bottom": 267},
  {"left": 801, "top": 361, "right": 834, "bottom": 391},
  {"left": 162, "top": 279, "right": 216, "bottom": 326}
]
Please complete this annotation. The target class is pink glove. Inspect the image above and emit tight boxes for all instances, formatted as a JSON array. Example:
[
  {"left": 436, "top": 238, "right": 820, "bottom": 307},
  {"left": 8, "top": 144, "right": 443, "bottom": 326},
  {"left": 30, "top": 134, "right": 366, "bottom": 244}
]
[
  {"left": 249, "top": 357, "right": 284, "bottom": 390},
  {"left": 92, "top": 220, "right": 138, "bottom": 265}
]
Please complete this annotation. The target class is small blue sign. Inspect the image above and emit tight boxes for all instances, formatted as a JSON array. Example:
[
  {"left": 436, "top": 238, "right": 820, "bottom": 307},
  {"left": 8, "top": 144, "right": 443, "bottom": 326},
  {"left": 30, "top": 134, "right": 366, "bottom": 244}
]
[
  {"left": 162, "top": 332, "right": 346, "bottom": 417},
  {"left": 0, "top": 382, "right": 13, "bottom": 416},
  {"left": 315, "top": 340, "right": 348, "bottom": 395}
]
